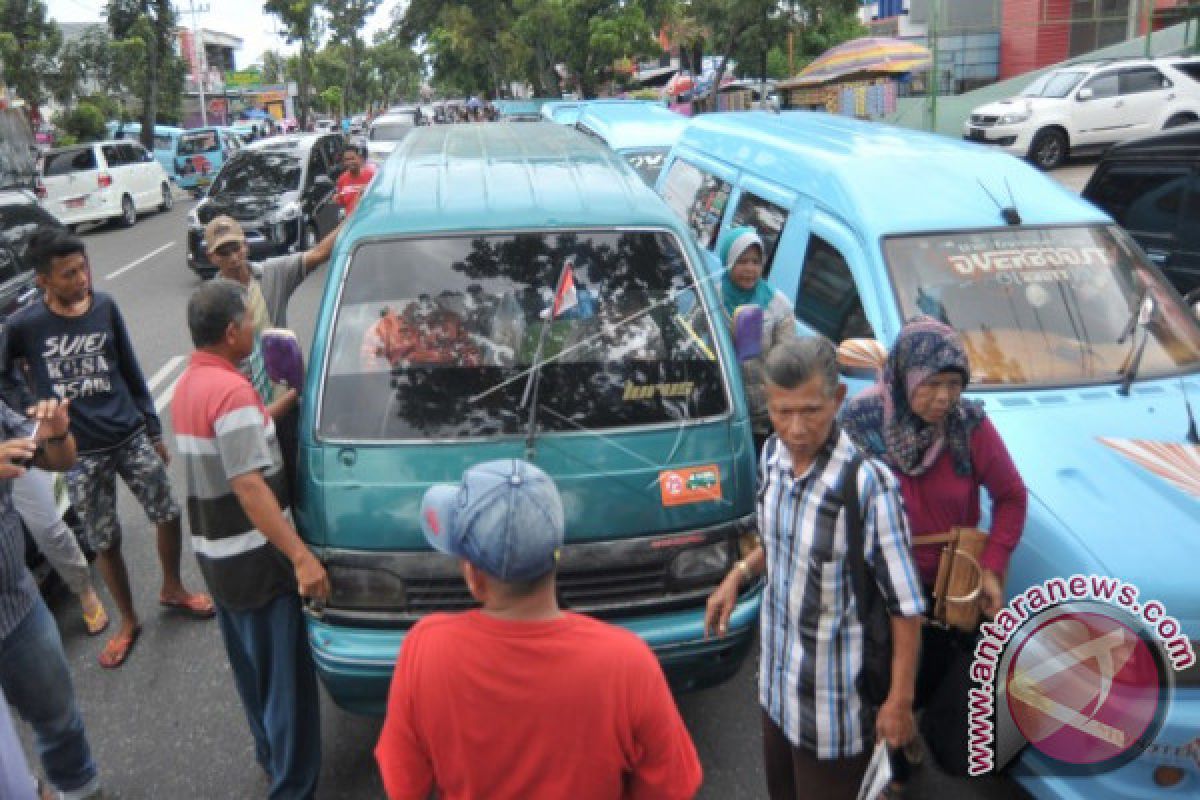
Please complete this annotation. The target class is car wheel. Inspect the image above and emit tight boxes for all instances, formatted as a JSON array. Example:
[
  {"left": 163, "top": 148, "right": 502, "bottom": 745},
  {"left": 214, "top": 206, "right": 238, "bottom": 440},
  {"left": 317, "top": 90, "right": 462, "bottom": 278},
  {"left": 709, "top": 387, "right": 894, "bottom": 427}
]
[
  {"left": 159, "top": 183, "right": 173, "bottom": 212},
  {"left": 1164, "top": 113, "right": 1197, "bottom": 129},
  {"left": 303, "top": 223, "right": 317, "bottom": 250},
  {"left": 119, "top": 194, "right": 136, "bottom": 227},
  {"left": 1028, "top": 128, "right": 1067, "bottom": 170}
]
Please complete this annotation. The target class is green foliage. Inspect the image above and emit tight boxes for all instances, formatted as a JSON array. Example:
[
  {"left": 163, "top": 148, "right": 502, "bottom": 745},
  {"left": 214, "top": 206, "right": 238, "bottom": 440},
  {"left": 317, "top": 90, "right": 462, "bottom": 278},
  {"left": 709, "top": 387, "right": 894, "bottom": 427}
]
[
  {"left": 0, "top": 0, "right": 62, "bottom": 107},
  {"left": 53, "top": 102, "right": 106, "bottom": 143},
  {"left": 318, "top": 85, "right": 343, "bottom": 114},
  {"left": 261, "top": 50, "right": 288, "bottom": 85}
]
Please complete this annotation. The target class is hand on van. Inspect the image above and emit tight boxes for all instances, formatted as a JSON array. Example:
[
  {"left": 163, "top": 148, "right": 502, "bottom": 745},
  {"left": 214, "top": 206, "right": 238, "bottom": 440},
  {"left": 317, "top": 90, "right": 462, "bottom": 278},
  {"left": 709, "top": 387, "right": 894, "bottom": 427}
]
[
  {"left": 703, "top": 577, "right": 738, "bottom": 639},
  {"left": 268, "top": 388, "right": 299, "bottom": 420},
  {"left": 294, "top": 550, "right": 331, "bottom": 603}
]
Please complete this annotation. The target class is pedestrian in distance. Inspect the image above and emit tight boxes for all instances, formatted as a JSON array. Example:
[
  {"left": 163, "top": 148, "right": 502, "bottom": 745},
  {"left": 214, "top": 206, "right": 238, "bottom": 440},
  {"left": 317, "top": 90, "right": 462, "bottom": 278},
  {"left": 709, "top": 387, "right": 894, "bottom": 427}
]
[
  {"left": 0, "top": 395, "right": 106, "bottom": 799},
  {"left": 206, "top": 214, "right": 343, "bottom": 495},
  {"left": 334, "top": 145, "right": 376, "bottom": 215},
  {"left": 375, "top": 458, "right": 703, "bottom": 800},
  {"left": 841, "top": 316, "right": 1027, "bottom": 780},
  {"left": 173, "top": 281, "right": 331, "bottom": 800},
  {"left": 704, "top": 336, "right": 925, "bottom": 800},
  {"left": 715, "top": 225, "right": 797, "bottom": 453},
  {"left": 5, "top": 229, "right": 213, "bottom": 670}
]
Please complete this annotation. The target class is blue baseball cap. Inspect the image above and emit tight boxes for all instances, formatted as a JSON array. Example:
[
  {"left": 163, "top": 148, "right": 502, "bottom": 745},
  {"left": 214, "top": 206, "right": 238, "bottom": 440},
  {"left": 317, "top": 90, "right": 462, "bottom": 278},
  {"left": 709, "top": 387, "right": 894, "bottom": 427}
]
[{"left": 420, "top": 459, "right": 564, "bottom": 581}]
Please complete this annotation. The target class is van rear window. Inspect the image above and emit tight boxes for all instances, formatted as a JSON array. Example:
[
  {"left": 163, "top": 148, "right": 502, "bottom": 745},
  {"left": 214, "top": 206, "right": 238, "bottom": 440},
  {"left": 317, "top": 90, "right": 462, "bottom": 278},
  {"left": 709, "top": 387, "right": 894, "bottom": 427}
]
[
  {"left": 43, "top": 148, "right": 97, "bottom": 176},
  {"left": 319, "top": 231, "right": 730, "bottom": 440}
]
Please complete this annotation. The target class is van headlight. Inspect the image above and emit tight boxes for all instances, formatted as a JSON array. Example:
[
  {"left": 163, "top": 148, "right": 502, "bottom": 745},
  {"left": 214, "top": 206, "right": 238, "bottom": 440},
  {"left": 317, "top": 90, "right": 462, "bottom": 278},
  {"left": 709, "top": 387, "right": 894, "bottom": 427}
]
[
  {"left": 998, "top": 111, "right": 1032, "bottom": 125},
  {"left": 668, "top": 542, "right": 731, "bottom": 588},
  {"left": 186, "top": 207, "right": 200, "bottom": 228},
  {"left": 326, "top": 563, "right": 407, "bottom": 610}
]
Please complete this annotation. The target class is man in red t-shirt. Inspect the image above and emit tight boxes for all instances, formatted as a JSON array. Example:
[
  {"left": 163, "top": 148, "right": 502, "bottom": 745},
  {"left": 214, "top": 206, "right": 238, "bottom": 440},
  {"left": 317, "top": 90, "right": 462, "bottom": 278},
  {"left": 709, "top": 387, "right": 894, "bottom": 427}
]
[
  {"left": 334, "top": 146, "right": 376, "bottom": 214},
  {"left": 375, "top": 459, "right": 703, "bottom": 800}
]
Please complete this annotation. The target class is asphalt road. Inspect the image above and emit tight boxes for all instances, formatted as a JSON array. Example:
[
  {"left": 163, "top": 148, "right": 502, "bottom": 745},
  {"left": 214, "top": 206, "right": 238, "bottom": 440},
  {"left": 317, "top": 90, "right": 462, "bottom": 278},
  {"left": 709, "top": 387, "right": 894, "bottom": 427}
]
[{"left": 15, "top": 167, "right": 1106, "bottom": 797}]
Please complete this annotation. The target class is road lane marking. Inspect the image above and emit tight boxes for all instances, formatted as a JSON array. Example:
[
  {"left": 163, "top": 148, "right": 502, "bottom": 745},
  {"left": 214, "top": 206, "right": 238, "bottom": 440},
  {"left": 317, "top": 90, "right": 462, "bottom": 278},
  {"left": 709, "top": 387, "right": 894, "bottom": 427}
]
[
  {"left": 155, "top": 372, "right": 184, "bottom": 413},
  {"left": 147, "top": 355, "right": 185, "bottom": 394},
  {"left": 106, "top": 242, "right": 174, "bottom": 280}
]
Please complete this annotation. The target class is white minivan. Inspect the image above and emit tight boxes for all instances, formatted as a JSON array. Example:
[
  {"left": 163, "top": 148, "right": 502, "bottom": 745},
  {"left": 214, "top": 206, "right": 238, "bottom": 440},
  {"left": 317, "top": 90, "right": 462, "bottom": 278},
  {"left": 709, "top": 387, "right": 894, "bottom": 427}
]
[{"left": 41, "top": 140, "right": 174, "bottom": 228}]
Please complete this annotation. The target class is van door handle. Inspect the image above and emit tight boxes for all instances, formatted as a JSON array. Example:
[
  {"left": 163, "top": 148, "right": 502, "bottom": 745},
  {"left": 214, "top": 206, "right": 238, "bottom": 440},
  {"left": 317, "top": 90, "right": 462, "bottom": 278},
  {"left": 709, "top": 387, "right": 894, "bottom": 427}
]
[{"left": 338, "top": 448, "right": 357, "bottom": 467}]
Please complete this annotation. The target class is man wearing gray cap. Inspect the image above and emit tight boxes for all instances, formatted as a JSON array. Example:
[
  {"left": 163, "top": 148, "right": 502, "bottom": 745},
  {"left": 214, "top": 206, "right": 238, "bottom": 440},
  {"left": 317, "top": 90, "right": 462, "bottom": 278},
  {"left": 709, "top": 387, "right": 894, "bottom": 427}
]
[{"left": 375, "top": 459, "right": 703, "bottom": 800}]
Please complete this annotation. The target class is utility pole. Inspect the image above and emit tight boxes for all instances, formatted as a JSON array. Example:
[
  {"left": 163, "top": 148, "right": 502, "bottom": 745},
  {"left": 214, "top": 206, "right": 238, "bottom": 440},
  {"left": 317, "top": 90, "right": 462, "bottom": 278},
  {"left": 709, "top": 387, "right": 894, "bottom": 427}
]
[
  {"left": 184, "top": 0, "right": 211, "bottom": 126},
  {"left": 927, "top": 0, "right": 939, "bottom": 133}
]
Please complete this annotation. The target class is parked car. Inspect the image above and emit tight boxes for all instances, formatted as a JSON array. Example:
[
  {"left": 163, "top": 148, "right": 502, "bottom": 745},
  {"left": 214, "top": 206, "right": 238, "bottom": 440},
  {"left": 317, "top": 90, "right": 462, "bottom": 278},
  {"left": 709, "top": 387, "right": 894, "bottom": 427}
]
[
  {"left": 110, "top": 122, "right": 187, "bottom": 181},
  {"left": 965, "top": 57, "right": 1200, "bottom": 169},
  {"left": 658, "top": 110, "right": 1200, "bottom": 800},
  {"left": 575, "top": 102, "right": 689, "bottom": 186},
  {"left": 185, "top": 133, "right": 344, "bottom": 277},
  {"left": 41, "top": 140, "right": 173, "bottom": 229},
  {"left": 298, "top": 122, "right": 762, "bottom": 714},
  {"left": 175, "top": 126, "right": 243, "bottom": 194},
  {"left": 1083, "top": 122, "right": 1200, "bottom": 297},
  {"left": 365, "top": 111, "right": 419, "bottom": 164},
  {"left": 314, "top": 118, "right": 337, "bottom": 133}
]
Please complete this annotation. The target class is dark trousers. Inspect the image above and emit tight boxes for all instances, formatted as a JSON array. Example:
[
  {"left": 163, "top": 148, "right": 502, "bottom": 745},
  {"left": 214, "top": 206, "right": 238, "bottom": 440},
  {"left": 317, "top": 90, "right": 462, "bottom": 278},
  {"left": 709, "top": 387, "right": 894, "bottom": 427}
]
[
  {"left": 914, "top": 621, "right": 979, "bottom": 777},
  {"left": 762, "top": 710, "right": 870, "bottom": 800},
  {"left": 216, "top": 592, "right": 321, "bottom": 800}
]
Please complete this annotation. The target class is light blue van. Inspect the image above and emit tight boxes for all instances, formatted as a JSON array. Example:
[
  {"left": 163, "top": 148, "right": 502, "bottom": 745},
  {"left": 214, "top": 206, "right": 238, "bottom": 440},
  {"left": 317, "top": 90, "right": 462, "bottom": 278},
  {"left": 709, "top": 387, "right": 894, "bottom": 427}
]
[
  {"left": 298, "top": 122, "right": 763, "bottom": 715},
  {"left": 575, "top": 102, "right": 689, "bottom": 186},
  {"left": 109, "top": 122, "right": 186, "bottom": 179},
  {"left": 175, "top": 126, "right": 242, "bottom": 192},
  {"left": 657, "top": 111, "right": 1200, "bottom": 799}
]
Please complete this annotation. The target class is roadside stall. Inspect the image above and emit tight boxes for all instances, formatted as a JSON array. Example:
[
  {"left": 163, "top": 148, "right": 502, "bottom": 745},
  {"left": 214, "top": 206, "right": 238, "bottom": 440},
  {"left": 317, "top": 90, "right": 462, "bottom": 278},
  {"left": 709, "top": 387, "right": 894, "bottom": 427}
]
[{"left": 778, "top": 37, "right": 930, "bottom": 120}]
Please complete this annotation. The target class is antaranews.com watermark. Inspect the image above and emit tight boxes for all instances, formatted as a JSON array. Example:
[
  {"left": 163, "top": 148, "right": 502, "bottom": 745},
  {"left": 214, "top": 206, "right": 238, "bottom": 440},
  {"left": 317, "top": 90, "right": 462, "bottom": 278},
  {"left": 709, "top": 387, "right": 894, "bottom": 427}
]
[{"left": 966, "top": 574, "right": 1195, "bottom": 776}]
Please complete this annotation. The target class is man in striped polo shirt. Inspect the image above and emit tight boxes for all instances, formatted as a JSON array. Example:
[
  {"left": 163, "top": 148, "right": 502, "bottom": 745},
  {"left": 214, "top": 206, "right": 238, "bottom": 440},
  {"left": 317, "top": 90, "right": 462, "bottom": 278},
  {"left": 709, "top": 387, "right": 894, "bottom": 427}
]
[
  {"left": 172, "top": 282, "right": 331, "bottom": 799},
  {"left": 704, "top": 336, "right": 925, "bottom": 800}
]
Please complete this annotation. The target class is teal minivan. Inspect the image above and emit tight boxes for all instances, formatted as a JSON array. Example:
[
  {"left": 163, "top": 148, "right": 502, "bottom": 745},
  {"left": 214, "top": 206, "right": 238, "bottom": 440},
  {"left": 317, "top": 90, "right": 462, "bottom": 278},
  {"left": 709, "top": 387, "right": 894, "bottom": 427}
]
[
  {"left": 298, "top": 123, "right": 763, "bottom": 715},
  {"left": 657, "top": 111, "right": 1200, "bottom": 800}
]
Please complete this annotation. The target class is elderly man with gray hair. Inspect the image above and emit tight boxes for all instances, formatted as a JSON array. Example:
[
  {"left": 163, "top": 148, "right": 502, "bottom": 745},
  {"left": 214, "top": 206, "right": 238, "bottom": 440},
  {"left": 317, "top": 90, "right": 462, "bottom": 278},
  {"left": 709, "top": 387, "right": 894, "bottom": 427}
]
[{"left": 705, "top": 335, "right": 925, "bottom": 800}]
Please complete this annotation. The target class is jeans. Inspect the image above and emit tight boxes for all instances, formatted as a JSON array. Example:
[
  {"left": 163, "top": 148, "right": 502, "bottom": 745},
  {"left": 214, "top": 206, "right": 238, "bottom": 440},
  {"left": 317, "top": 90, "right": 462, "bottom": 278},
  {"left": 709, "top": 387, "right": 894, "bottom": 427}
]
[
  {"left": 216, "top": 592, "right": 320, "bottom": 800},
  {"left": 0, "top": 595, "right": 99, "bottom": 798}
]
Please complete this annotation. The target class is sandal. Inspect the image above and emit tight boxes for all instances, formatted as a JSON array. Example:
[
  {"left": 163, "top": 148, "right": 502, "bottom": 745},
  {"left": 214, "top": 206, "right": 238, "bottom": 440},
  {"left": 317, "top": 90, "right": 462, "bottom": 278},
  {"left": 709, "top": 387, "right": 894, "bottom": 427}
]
[
  {"left": 97, "top": 626, "right": 141, "bottom": 669},
  {"left": 159, "top": 592, "right": 215, "bottom": 619},
  {"left": 81, "top": 593, "right": 109, "bottom": 636}
]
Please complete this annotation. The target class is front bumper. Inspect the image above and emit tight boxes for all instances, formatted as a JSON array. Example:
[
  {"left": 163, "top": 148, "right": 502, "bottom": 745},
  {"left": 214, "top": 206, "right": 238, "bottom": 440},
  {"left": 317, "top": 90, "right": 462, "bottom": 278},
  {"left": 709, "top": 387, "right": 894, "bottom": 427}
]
[
  {"left": 962, "top": 122, "right": 1032, "bottom": 156},
  {"left": 306, "top": 586, "right": 763, "bottom": 716}
]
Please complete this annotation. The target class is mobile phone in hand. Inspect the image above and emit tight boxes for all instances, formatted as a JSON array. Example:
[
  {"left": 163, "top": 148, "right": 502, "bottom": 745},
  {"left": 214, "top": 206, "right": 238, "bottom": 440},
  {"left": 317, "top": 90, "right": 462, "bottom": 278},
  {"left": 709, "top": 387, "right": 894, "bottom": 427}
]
[{"left": 19, "top": 420, "right": 39, "bottom": 469}]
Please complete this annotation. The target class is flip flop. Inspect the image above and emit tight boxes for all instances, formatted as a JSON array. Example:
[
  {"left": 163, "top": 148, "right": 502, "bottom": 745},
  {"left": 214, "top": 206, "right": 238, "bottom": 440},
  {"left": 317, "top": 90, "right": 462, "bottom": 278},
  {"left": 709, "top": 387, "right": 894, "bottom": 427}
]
[
  {"left": 98, "top": 626, "right": 141, "bottom": 669},
  {"left": 82, "top": 598, "right": 109, "bottom": 636},
  {"left": 159, "top": 592, "right": 216, "bottom": 619}
]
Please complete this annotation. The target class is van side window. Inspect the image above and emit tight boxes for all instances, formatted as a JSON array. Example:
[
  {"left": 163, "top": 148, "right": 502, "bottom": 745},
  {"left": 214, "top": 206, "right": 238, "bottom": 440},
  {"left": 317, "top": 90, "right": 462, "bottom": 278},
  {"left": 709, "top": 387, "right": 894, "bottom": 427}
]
[
  {"left": 730, "top": 192, "right": 787, "bottom": 279},
  {"left": 1088, "top": 167, "right": 1187, "bottom": 233},
  {"left": 795, "top": 236, "right": 873, "bottom": 342},
  {"left": 660, "top": 159, "right": 732, "bottom": 251},
  {"left": 1119, "top": 67, "right": 1170, "bottom": 94}
]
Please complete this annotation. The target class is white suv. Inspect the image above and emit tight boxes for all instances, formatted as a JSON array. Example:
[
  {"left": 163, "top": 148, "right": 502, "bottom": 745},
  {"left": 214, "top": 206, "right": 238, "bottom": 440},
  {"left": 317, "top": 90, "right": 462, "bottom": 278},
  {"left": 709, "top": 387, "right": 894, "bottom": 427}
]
[
  {"left": 964, "top": 58, "right": 1200, "bottom": 170},
  {"left": 41, "top": 140, "right": 173, "bottom": 228}
]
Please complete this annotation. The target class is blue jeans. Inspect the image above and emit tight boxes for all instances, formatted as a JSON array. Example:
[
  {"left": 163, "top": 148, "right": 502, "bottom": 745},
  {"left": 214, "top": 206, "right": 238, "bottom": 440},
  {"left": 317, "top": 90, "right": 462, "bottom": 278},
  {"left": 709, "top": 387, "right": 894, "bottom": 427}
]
[
  {"left": 0, "top": 595, "right": 99, "bottom": 797},
  {"left": 216, "top": 592, "right": 320, "bottom": 800}
]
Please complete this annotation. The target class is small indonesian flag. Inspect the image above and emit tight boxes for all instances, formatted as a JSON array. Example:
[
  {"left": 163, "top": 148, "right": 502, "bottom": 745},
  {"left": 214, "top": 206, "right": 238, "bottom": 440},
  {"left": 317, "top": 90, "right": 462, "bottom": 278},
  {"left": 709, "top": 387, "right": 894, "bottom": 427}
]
[{"left": 551, "top": 257, "right": 578, "bottom": 318}]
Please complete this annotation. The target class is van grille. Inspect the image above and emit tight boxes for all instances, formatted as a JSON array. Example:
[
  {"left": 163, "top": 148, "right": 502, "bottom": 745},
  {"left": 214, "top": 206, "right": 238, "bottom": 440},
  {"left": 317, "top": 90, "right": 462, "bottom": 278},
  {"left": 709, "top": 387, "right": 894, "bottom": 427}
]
[{"left": 970, "top": 114, "right": 999, "bottom": 127}]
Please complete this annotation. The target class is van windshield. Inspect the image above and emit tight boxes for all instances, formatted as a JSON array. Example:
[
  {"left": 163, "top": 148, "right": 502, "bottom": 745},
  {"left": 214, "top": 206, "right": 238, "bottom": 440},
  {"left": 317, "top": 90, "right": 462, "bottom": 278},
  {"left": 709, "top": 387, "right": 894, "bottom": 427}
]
[
  {"left": 210, "top": 152, "right": 302, "bottom": 195},
  {"left": 623, "top": 148, "right": 669, "bottom": 186},
  {"left": 319, "top": 231, "right": 730, "bottom": 440},
  {"left": 178, "top": 131, "right": 220, "bottom": 156},
  {"left": 883, "top": 226, "right": 1200, "bottom": 388}
]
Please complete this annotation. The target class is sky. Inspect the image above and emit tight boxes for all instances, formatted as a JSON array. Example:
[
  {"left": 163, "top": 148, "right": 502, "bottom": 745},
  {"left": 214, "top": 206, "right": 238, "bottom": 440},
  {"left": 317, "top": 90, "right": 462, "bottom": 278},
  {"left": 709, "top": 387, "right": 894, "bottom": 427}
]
[{"left": 46, "top": 0, "right": 399, "bottom": 67}]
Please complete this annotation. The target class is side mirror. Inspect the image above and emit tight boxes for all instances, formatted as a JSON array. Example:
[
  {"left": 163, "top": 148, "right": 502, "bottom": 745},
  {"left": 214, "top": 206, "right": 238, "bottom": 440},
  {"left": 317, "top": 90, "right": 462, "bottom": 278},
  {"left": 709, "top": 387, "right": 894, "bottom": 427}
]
[
  {"left": 1077, "top": 87, "right": 1094, "bottom": 102},
  {"left": 732, "top": 305, "right": 764, "bottom": 361},
  {"left": 837, "top": 338, "right": 887, "bottom": 380}
]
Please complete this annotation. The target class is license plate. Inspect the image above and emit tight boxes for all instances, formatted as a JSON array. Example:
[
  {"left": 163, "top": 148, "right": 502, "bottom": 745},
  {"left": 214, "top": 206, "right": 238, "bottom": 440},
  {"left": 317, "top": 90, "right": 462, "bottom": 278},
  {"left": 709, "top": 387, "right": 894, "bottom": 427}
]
[
  {"left": 65, "top": 197, "right": 86, "bottom": 208},
  {"left": 968, "top": 127, "right": 986, "bottom": 141}
]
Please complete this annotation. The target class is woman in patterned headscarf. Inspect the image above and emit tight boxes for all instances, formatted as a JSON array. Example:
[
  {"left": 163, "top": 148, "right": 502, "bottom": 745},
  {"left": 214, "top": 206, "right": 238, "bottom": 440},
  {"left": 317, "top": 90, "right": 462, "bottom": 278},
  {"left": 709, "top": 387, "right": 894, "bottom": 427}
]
[{"left": 842, "top": 315, "right": 1027, "bottom": 778}]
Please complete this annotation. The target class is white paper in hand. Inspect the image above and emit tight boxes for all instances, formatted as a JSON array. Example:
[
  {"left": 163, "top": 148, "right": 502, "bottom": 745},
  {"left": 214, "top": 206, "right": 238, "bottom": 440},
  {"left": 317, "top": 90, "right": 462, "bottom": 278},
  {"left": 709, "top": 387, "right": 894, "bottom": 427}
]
[{"left": 856, "top": 740, "right": 894, "bottom": 800}]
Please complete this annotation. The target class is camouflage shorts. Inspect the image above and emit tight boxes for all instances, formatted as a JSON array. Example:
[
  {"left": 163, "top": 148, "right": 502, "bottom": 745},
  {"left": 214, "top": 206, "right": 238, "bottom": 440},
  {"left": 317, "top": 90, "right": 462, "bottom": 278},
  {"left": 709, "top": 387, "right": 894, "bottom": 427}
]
[{"left": 66, "top": 430, "right": 181, "bottom": 552}]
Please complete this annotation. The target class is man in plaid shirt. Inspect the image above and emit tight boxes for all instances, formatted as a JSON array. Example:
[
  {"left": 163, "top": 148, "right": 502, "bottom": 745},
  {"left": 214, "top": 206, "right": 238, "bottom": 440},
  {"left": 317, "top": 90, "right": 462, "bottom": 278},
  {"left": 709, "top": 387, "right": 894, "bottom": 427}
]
[{"left": 706, "top": 336, "right": 924, "bottom": 800}]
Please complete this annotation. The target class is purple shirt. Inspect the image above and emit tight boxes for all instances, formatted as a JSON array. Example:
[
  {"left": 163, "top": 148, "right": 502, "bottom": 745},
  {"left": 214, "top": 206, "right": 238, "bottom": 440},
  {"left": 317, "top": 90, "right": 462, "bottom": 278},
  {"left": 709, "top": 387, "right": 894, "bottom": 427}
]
[{"left": 896, "top": 416, "right": 1027, "bottom": 586}]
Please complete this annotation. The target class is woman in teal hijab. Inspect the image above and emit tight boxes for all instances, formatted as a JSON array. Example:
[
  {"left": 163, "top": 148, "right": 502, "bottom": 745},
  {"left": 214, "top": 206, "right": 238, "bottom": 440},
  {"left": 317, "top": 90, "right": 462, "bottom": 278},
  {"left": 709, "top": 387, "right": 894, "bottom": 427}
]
[{"left": 717, "top": 226, "right": 797, "bottom": 451}]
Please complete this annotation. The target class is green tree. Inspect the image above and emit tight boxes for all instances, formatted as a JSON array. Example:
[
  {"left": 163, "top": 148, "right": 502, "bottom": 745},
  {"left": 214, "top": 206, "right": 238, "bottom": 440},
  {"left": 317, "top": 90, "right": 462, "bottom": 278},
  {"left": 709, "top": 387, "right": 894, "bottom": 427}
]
[
  {"left": 261, "top": 49, "right": 288, "bottom": 84},
  {"left": 321, "top": 0, "right": 380, "bottom": 112},
  {"left": 365, "top": 30, "right": 421, "bottom": 109},
  {"left": 264, "top": 0, "right": 321, "bottom": 128},
  {"left": 107, "top": 0, "right": 183, "bottom": 147},
  {"left": 0, "top": 0, "right": 62, "bottom": 112},
  {"left": 53, "top": 101, "right": 106, "bottom": 142}
]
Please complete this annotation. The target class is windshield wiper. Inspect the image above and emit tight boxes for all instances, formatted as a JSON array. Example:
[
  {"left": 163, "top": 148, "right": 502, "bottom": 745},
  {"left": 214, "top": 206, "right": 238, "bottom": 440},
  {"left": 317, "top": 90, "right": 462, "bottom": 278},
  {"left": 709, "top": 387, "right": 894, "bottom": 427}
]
[
  {"left": 520, "top": 257, "right": 576, "bottom": 459},
  {"left": 1118, "top": 293, "right": 1155, "bottom": 397}
]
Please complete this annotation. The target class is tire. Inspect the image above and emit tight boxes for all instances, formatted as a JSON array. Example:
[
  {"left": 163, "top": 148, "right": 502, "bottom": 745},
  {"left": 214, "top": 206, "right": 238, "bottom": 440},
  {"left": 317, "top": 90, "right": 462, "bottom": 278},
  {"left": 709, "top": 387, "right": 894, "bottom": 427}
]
[
  {"left": 119, "top": 194, "right": 136, "bottom": 228},
  {"left": 1028, "top": 128, "right": 1067, "bottom": 171},
  {"left": 1164, "top": 113, "right": 1197, "bottom": 129},
  {"left": 302, "top": 223, "right": 317, "bottom": 250},
  {"left": 158, "top": 183, "right": 173, "bottom": 212}
]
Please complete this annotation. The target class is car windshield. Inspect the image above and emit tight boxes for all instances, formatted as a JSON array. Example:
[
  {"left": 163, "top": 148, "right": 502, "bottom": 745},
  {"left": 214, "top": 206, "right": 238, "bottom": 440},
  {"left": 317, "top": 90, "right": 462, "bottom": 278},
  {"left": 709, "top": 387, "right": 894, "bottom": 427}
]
[
  {"left": 884, "top": 226, "right": 1200, "bottom": 388},
  {"left": 1020, "top": 70, "right": 1087, "bottom": 98},
  {"left": 319, "top": 230, "right": 730, "bottom": 440},
  {"left": 178, "top": 131, "right": 220, "bottom": 156},
  {"left": 210, "top": 152, "right": 302, "bottom": 195},
  {"left": 623, "top": 148, "right": 669, "bottom": 186},
  {"left": 370, "top": 122, "right": 413, "bottom": 141}
]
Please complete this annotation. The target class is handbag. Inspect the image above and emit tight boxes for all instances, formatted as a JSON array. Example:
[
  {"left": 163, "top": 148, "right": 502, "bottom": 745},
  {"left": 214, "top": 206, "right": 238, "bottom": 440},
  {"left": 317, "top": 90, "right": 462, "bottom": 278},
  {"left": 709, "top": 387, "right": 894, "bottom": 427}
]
[
  {"left": 843, "top": 454, "right": 893, "bottom": 708},
  {"left": 915, "top": 528, "right": 989, "bottom": 632}
]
